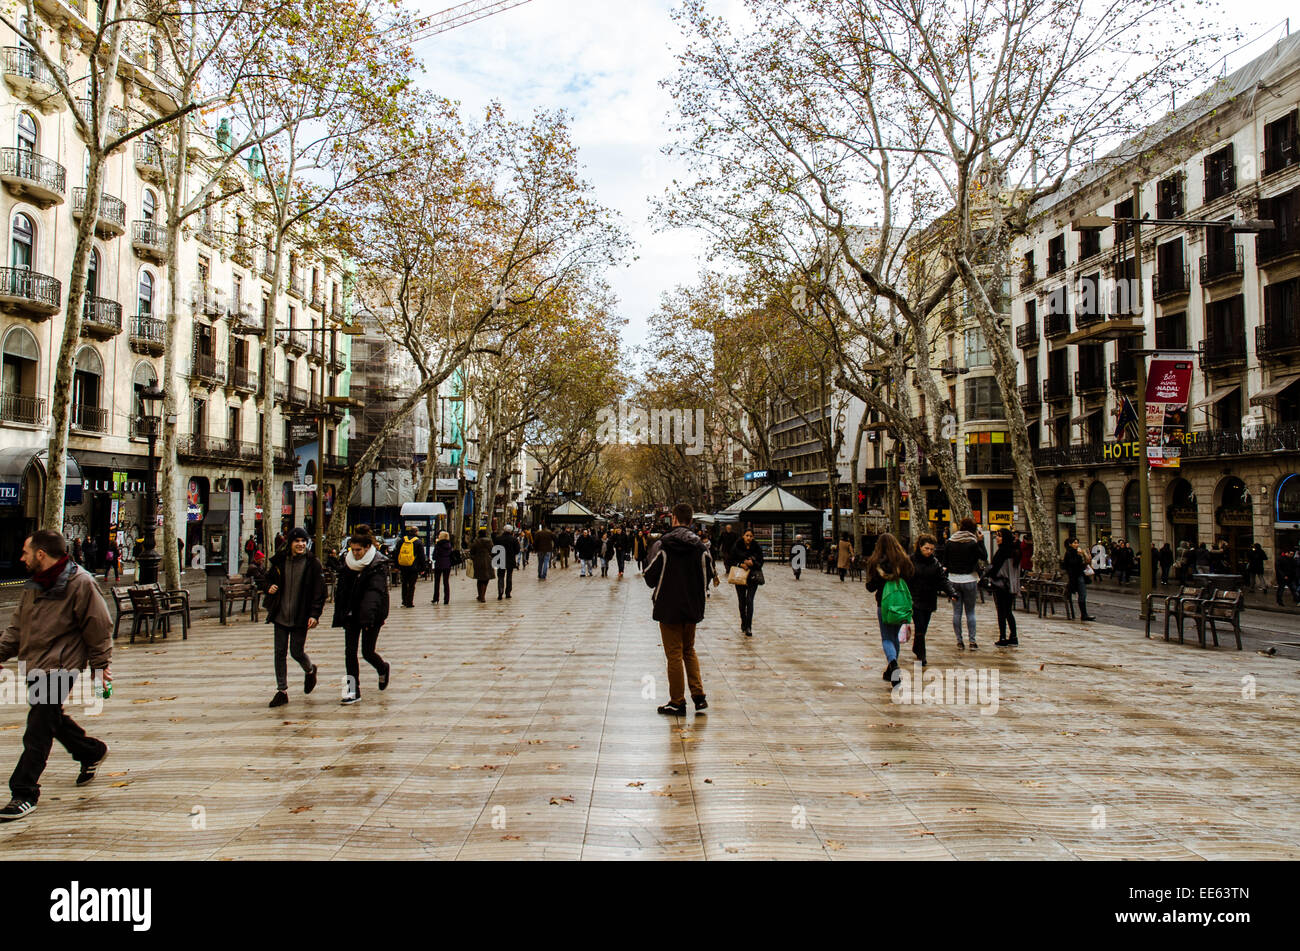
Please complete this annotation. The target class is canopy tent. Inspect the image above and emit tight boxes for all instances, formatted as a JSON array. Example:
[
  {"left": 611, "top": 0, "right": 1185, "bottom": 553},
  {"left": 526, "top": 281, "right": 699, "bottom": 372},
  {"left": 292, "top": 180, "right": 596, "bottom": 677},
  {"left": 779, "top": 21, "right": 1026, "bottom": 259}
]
[
  {"left": 547, "top": 499, "right": 596, "bottom": 524},
  {"left": 400, "top": 502, "right": 447, "bottom": 519}
]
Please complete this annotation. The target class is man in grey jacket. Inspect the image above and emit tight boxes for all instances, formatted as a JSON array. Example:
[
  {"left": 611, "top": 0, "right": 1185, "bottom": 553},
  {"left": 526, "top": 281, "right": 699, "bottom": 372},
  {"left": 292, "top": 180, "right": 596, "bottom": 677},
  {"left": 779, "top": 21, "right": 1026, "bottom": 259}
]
[{"left": 0, "top": 530, "right": 112, "bottom": 822}]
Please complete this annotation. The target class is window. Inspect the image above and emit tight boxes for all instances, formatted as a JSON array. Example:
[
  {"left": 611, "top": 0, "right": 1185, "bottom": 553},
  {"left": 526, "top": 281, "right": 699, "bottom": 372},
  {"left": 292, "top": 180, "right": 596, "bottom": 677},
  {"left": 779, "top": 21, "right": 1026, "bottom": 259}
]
[
  {"left": 11, "top": 213, "right": 35, "bottom": 269},
  {"left": 1206, "top": 295, "right": 1246, "bottom": 354},
  {"left": 964, "top": 328, "right": 991, "bottom": 367},
  {"left": 132, "top": 362, "right": 157, "bottom": 420},
  {"left": 964, "top": 377, "right": 1005, "bottom": 421},
  {"left": 232, "top": 274, "right": 242, "bottom": 309},
  {"left": 1203, "top": 144, "right": 1236, "bottom": 202},
  {"left": 1155, "top": 311, "right": 1187, "bottom": 350},
  {"left": 1078, "top": 227, "right": 1100, "bottom": 259},
  {"left": 192, "top": 398, "right": 206, "bottom": 440},
  {"left": 2, "top": 327, "right": 40, "bottom": 398},
  {"left": 86, "top": 248, "right": 99, "bottom": 297},
  {"left": 137, "top": 271, "right": 154, "bottom": 315},
  {"left": 1113, "top": 197, "right": 1134, "bottom": 244},
  {"left": 1155, "top": 239, "right": 1184, "bottom": 294},
  {"left": 142, "top": 189, "right": 156, "bottom": 222},
  {"left": 1157, "top": 173, "right": 1185, "bottom": 218},
  {"left": 965, "top": 433, "right": 1013, "bottom": 475},
  {"left": 1047, "top": 234, "right": 1066, "bottom": 275},
  {"left": 289, "top": 305, "right": 296, "bottom": 328},
  {"left": 16, "top": 111, "right": 37, "bottom": 152},
  {"left": 1263, "top": 111, "right": 1298, "bottom": 177},
  {"left": 228, "top": 406, "right": 241, "bottom": 441},
  {"left": 198, "top": 257, "right": 209, "bottom": 288},
  {"left": 72, "top": 346, "right": 103, "bottom": 416},
  {"left": 1078, "top": 272, "right": 1102, "bottom": 317}
]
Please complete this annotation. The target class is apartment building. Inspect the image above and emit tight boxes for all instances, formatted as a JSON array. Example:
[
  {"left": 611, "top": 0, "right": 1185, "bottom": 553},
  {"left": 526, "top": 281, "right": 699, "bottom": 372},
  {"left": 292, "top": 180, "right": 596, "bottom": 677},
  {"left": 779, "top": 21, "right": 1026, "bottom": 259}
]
[
  {"left": 1011, "top": 32, "right": 1300, "bottom": 565},
  {"left": 0, "top": 6, "right": 352, "bottom": 574}
]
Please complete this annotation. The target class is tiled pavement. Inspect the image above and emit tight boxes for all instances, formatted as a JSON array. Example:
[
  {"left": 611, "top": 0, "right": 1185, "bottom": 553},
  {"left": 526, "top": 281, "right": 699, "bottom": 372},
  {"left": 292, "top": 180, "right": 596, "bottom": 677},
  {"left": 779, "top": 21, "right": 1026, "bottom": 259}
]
[{"left": 1, "top": 561, "right": 1297, "bottom": 860}]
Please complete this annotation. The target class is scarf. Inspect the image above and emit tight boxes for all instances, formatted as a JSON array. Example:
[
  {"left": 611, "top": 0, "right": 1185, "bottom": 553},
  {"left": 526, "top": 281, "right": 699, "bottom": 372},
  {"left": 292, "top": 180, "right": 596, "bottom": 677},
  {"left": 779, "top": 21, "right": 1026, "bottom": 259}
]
[
  {"left": 34, "top": 555, "right": 70, "bottom": 590},
  {"left": 345, "top": 547, "right": 376, "bottom": 571}
]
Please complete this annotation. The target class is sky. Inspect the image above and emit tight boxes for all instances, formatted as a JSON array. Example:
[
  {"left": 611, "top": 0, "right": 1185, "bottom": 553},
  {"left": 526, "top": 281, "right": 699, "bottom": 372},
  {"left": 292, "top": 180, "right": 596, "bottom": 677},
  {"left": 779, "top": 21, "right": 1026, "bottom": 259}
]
[{"left": 409, "top": 0, "right": 1299, "bottom": 353}]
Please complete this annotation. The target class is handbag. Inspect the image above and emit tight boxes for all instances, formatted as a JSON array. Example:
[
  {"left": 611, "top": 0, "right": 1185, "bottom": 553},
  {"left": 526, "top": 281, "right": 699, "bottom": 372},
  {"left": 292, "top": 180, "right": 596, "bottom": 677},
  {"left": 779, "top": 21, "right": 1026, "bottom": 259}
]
[
  {"left": 465, "top": 558, "right": 475, "bottom": 580},
  {"left": 750, "top": 566, "right": 765, "bottom": 586},
  {"left": 899, "top": 622, "right": 914, "bottom": 644},
  {"left": 727, "top": 565, "right": 749, "bottom": 585}
]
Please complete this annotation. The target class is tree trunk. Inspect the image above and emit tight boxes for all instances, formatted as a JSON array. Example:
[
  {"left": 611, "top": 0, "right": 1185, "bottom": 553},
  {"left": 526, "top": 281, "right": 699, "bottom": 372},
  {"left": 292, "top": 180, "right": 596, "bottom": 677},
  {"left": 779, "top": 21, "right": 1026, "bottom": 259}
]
[
  {"left": 260, "top": 233, "right": 284, "bottom": 554},
  {"left": 417, "top": 387, "right": 437, "bottom": 501},
  {"left": 40, "top": 166, "right": 103, "bottom": 530},
  {"left": 902, "top": 439, "right": 924, "bottom": 544},
  {"left": 847, "top": 405, "right": 867, "bottom": 546}
]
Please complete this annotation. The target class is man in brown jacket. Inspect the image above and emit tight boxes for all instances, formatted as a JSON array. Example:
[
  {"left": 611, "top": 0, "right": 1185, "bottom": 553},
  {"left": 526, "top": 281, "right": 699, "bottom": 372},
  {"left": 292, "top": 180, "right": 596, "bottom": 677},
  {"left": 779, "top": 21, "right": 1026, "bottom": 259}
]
[
  {"left": 0, "top": 530, "right": 112, "bottom": 822},
  {"left": 532, "top": 525, "right": 555, "bottom": 580}
]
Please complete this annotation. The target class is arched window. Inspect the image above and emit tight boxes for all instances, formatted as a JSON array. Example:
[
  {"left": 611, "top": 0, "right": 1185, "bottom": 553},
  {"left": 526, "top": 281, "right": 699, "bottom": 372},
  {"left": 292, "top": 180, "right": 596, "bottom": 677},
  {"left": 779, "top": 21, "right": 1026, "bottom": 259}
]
[
  {"left": 10, "top": 213, "right": 35, "bottom": 269},
  {"left": 138, "top": 270, "right": 154, "bottom": 316},
  {"left": 16, "top": 112, "right": 38, "bottom": 153},
  {"left": 72, "top": 347, "right": 103, "bottom": 428},
  {"left": 142, "top": 188, "right": 156, "bottom": 222},
  {"left": 132, "top": 361, "right": 158, "bottom": 419},
  {"left": 86, "top": 247, "right": 100, "bottom": 298},
  {"left": 2, "top": 327, "right": 40, "bottom": 411}
]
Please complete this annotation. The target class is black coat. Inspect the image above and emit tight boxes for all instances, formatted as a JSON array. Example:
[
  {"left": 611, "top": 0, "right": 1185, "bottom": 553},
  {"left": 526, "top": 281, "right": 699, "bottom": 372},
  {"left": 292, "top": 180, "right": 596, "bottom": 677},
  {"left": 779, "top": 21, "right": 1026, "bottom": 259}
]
[
  {"left": 432, "top": 539, "right": 454, "bottom": 571},
  {"left": 332, "top": 553, "right": 391, "bottom": 629},
  {"left": 725, "top": 539, "right": 764, "bottom": 571},
  {"left": 494, "top": 532, "right": 520, "bottom": 568},
  {"left": 644, "top": 527, "right": 716, "bottom": 624},
  {"left": 264, "top": 551, "right": 327, "bottom": 628},
  {"left": 468, "top": 538, "right": 493, "bottom": 577},
  {"left": 908, "top": 552, "right": 955, "bottom": 611},
  {"left": 1062, "top": 548, "right": 1087, "bottom": 593}
]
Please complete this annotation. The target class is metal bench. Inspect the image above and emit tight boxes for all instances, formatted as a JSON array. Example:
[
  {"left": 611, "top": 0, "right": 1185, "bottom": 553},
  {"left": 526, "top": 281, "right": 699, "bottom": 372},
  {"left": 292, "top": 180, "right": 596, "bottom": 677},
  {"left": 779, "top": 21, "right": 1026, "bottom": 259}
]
[
  {"left": 1145, "top": 585, "right": 1205, "bottom": 642},
  {"left": 1182, "top": 588, "right": 1244, "bottom": 650},
  {"left": 1037, "top": 572, "right": 1073, "bottom": 619},
  {"left": 127, "top": 585, "right": 190, "bottom": 642},
  {"left": 110, "top": 586, "right": 136, "bottom": 640}
]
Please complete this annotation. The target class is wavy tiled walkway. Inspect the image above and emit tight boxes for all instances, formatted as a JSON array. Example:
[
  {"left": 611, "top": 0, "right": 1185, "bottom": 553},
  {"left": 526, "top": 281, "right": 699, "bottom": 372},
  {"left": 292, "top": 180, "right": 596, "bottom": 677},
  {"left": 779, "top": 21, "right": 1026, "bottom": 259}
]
[{"left": 1, "top": 561, "right": 1296, "bottom": 860}]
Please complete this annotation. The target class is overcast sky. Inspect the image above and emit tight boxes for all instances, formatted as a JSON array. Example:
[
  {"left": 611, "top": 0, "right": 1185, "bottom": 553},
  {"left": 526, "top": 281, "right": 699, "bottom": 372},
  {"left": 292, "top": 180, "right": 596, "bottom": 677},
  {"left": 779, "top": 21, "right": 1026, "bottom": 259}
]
[{"left": 410, "top": 1, "right": 1298, "bottom": 353}]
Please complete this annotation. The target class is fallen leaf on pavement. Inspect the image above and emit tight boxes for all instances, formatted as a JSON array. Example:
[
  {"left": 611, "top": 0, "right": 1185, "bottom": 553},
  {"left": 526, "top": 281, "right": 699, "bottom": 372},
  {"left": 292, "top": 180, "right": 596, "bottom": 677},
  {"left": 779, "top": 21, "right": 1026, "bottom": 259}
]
[
  {"left": 650, "top": 787, "right": 673, "bottom": 797},
  {"left": 844, "top": 791, "right": 870, "bottom": 799},
  {"left": 910, "top": 829, "right": 936, "bottom": 836},
  {"left": 627, "top": 781, "right": 644, "bottom": 788},
  {"left": 549, "top": 796, "right": 574, "bottom": 805},
  {"left": 826, "top": 840, "right": 845, "bottom": 851},
  {"left": 703, "top": 778, "right": 713, "bottom": 784},
  {"left": 131, "top": 699, "right": 152, "bottom": 704},
  {"left": 109, "top": 781, "right": 131, "bottom": 788},
  {"left": 288, "top": 806, "right": 312, "bottom": 814},
  {"left": 501, "top": 834, "right": 521, "bottom": 841},
  {"left": 104, "top": 771, "right": 129, "bottom": 778},
  {"left": 480, "top": 765, "right": 498, "bottom": 770}
]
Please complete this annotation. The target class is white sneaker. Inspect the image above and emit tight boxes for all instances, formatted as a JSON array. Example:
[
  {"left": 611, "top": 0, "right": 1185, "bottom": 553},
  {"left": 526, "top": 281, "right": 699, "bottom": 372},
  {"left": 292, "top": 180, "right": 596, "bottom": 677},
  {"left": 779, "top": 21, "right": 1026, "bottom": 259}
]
[{"left": 341, "top": 694, "right": 361, "bottom": 705}]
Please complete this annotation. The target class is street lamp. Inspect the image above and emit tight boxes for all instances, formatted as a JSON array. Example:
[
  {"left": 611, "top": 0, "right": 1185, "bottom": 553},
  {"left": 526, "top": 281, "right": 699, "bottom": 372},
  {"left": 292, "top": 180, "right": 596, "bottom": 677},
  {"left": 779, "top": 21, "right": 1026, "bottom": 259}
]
[{"left": 136, "top": 383, "right": 164, "bottom": 585}]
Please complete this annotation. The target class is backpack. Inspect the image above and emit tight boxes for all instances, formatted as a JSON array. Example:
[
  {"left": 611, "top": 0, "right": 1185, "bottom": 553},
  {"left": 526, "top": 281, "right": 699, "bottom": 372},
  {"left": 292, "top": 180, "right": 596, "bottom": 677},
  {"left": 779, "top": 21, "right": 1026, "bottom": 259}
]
[
  {"left": 398, "top": 537, "right": 416, "bottom": 567},
  {"left": 881, "top": 577, "right": 913, "bottom": 625},
  {"left": 450, "top": 547, "right": 464, "bottom": 567}
]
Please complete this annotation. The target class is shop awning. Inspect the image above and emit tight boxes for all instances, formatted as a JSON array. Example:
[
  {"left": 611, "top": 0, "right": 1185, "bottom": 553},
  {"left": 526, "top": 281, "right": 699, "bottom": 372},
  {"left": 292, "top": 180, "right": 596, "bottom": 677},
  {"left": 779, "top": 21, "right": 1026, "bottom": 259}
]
[
  {"left": 0, "top": 446, "right": 82, "bottom": 504},
  {"left": 1190, "top": 383, "right": 1239, "bottom": 411},
  {"left": 1249, "top": 374, "right": 1300, "bottom": 407},
  {"left": 400, "top": 502, "right": 447, "bottom": 519}
]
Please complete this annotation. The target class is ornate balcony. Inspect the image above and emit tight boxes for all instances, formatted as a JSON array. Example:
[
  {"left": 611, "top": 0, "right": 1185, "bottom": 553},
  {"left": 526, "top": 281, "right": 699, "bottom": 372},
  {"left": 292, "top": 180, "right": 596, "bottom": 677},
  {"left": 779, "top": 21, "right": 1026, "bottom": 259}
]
[
  {"left": 1043, "top": 310, "right": 1071, "bottom": 340},
  {"left": 287, "top": 385, "right": 308, "bottom": 408},
  {"left": 0, "top": 266, "right": 61, "bottom": 316},
  {"left": 1043, "top": 374, "right": 1072, "bottom": 403},
  {"left": 283, "top": 329, "right": 309, "bottom": 355},
  {"left": 230, "top": 239, "right": 254, "bottom": 267},
  {"left": 1075, "top": 366, "right": 1106, "bottom": 398},
  {"left": 2, "top": 47, "right": 67, "bottom": 112},
  {"left": 288, "top": 275, "right": 306, "bottom": 300},
  {"left": 229, "top": 364, "right": 258, "bottom": 394},
  {"left": 1016, "top": 319, "right": 1038, "bottom": 349},
  {"left": 1198, "top": 331, "right": 1247, "bottom": 372},
  {"left": 1110, "top": 359, "right": 1137, "bottom": 389},
  {"left": 129, "top": 315, "right": 166, "bottom": 354},
  {"left": 73, "top": 99, "right": 128, "bottom": 145},
  {"left": 307, "top": 336, "right": 324, "bottom": 363},
  {"left": 0, "top": 392, "right": 46, "bottom": 427},
  {"left": 230, "top": 308, "right": 264, "bottom": 337},
  {"left": 134, "top": 140, "right": 165, "bottom": 182},
  {"left": 1256, "top": 318, "right": 1300, "bottom": 362},
  {"left": 1018, "top": 381, "right": 1041, "bottom": 410},
  {"left": 191, "top": 354, "right": 226, "bottom": 385},
  {"left": 81, "top": 297, "right": 122, "bottom": 338},
  {"left": 131, "top": 220, "right": 168, "bottom": 261},
  {"left": 0, "top": 148, "right": 65, "bottom": 206},
  {"left": 1199, "top": 245, "right": 1243, "bottom": 286},
  {"left": 70, "top": 403, "right": 109, "bottom": 434},
  {"left": 1257, "top": 217, "right": 1300, "bottom": 268},
  {"left": 72, "top": 187, "right": 127, "bottom": 237},
  {"left": 1152, "top": 265, "right": 1191, "bottom": 302}
]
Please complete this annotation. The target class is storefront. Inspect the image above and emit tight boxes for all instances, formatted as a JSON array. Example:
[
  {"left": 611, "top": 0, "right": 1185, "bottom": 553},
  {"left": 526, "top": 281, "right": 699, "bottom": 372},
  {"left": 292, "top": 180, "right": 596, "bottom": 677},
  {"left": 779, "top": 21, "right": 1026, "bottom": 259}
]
[
  {"left": 1215, "top": 477, "right": 1253, "bottom": 573},
  {"left": 0, "top": 447, "right": 82, "bottom": 578},
  {"left": 1167, "top": 478, "right": 1199, "bottom": 552},
  {"left": 1124, "top": 480, "right": 1141, "bottom": 548},
  {"left": 1273, "top": 473, "right": 1300, "bottom": 555},
  {"left": 1055, "top": 482, "right": 1077, "bottom": 552},
  {"left": 987, "top": 488, "right": 1016, "bottom": 532},
  {"left": 1087, "top": 481, "right": 1112, "bottom": 547}
]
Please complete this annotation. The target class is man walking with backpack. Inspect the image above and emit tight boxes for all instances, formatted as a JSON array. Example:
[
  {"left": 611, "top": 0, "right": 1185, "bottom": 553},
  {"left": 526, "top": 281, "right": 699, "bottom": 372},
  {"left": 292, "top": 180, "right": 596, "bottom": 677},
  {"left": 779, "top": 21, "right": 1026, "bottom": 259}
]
[
  {"left": 643, "top": 503, "right": 718, "bottom": 716},
  {"left": 396, "top": 526, "right": 425, "bottom": 609}
]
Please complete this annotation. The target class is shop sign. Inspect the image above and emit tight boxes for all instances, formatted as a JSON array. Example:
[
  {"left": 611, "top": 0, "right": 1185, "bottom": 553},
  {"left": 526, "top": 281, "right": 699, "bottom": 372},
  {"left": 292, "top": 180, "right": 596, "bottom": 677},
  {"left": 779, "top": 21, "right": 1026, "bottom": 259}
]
[
  {"left": 0, "top": 482, "right": 18, "bottom": 505},
  {"left": 1169, "top": 505, "right": 1199, "bottom": 525},
  {"left": 1218, "top": 509, "right": 1252, "bottom": 528},
  {"left": 1277, "top": 474, "right": 1300, "bottom": 526},
  {"left": 989, "top": 510, "right": 1014, "bottom": 526},
  {"left": 1145, "top": 356, "right": 1193, "bottom": 404}
]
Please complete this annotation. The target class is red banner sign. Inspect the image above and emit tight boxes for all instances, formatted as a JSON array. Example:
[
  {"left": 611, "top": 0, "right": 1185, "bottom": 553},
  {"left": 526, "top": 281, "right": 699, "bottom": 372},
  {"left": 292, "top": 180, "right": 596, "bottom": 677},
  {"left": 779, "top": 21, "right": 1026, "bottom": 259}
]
[{"left": 1145, "top": 356, "right": 1193, "bottom": 405}]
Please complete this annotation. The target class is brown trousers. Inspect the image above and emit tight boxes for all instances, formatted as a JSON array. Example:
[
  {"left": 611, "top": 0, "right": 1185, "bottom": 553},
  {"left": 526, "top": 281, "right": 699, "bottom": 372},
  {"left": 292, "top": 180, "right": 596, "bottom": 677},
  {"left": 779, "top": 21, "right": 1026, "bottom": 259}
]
[{"left": 659, "top": 622, "right": 704, "bottom": 704}]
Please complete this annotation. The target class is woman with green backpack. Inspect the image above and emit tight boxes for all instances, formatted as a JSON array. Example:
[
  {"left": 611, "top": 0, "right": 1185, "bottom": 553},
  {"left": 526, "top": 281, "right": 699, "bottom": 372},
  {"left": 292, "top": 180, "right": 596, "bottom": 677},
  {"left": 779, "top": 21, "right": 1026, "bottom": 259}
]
[{"left": 864, "top": 533, "right": 915, "bottom": 687}]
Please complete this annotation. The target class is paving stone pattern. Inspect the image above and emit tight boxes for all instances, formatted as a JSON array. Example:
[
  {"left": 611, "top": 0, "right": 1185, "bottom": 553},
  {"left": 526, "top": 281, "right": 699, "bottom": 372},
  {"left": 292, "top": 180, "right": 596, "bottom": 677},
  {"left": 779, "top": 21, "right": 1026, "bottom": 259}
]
[{"left": 1, "top": 562, "right": 1297, "bottom": 860}]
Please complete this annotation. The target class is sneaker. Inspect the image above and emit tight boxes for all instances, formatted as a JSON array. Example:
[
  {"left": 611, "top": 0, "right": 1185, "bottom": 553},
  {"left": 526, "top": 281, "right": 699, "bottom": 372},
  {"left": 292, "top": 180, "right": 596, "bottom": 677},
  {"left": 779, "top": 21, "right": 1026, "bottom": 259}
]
[
  {"left": 657, "top": 701, "right": 687, "bottom": 716},
  {"left": 0, "top": 798, "right": 35, "bottom": 822},
  {"left": 304, "top": 665, "right": 318, "bottom": 695},
  {"left": 268, "top": 690, "right": 289, "bottom": 708},
  {"left": 692, "top": 695, "right": 708, "bottom": 712},
  {"left": 1081, "top": 615, "right": 1097, "bottom": 622},
  {"left": 341, "top": 694, "right": 361, "bottom": 705},
  {"left": 76, "top": 746, "right": 109, "bottom": 787},
  {"left": 969, "top": 640, "right": 979, "bottom": 651},
  {"left": 378, "top": 662, "right": 391, "bottom": 691},
  {"left": 994, "top": 638, "right": 1010, "bottom": 647},
  {"left": 1007, "top": 638, "right": 1019, "bottom": 646},
  {"left": 956, "top": 639, "right": 966, "bottom": 651}
]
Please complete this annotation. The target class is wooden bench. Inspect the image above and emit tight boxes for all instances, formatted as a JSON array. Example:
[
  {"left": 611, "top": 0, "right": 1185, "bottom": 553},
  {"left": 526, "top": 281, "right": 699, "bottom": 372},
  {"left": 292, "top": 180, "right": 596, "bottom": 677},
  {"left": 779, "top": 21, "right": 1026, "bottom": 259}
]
[
  {"left": 219, "top": 578, "right": 261, "bottom": 625},
  {"left": 1037, "top": 572, "right": 1073, "bottom": 619}
]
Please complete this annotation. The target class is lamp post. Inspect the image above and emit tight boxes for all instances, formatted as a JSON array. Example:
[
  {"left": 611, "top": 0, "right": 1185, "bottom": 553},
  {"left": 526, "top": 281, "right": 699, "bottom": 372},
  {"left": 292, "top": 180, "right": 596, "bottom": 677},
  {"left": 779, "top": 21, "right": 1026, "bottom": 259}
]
[{"left": 137, "top": 383, "right": 164, "bottom": 584}]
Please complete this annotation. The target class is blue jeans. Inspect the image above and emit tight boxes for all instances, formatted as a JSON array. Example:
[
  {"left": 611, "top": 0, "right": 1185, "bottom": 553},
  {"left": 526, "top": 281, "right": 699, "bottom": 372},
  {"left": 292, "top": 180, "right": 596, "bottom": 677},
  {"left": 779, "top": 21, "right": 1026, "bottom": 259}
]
[
  {"left": 537, "top": 552, "right": 551, "bottom": 579},
  {"left": 878, "top": 606, "right": 901, "bottom": 665},
  {"left": 580, "top": 558, "right": 594, "bottom": 576},
  {"left": 952, "top": 581, "right": 978, "bottom": 641},
  {"left": 1073, "top": 577, "right": 1089, "bottom": 616}
]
